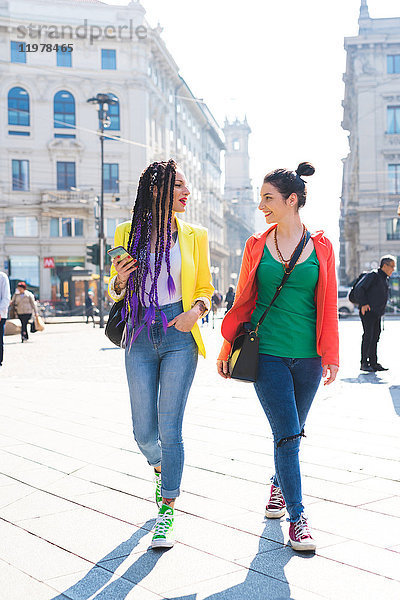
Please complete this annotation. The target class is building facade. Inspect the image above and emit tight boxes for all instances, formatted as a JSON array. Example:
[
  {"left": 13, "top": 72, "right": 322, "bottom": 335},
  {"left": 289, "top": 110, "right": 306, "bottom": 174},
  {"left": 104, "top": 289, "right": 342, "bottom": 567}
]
[
  {"left": 0, "top": 0, "right": 227, "bottom": 307},
  {"left": 223, "top": 117, "right": 255, "bottom": 293},
  {"left": 340, "top": 0, "right": 400, "bottom": 300}
]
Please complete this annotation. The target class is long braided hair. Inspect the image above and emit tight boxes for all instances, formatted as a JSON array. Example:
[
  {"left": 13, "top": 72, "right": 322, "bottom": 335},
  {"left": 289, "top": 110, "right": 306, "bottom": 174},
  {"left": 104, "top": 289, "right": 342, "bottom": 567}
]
[{"left": 121, "top": 159, "right": 177, "bottom": 348}]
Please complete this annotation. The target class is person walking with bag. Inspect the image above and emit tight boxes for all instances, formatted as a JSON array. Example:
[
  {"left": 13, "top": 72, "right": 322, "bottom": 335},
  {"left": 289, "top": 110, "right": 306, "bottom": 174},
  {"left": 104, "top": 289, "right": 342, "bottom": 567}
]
[
  {"left": 10, "top": 282, "right": 38, "bottom": 343},
  {"left": 0, "top": 271, "right": 11, "bottom": 366},
  {"left": 108, "top": 159, "right": 213, "bottom": 548},
  {"left": 353, "top": 255, "right": 396, "bottom": 372},
  {"left": 217, "top": 163, "right": 339, "bottom": 552}
]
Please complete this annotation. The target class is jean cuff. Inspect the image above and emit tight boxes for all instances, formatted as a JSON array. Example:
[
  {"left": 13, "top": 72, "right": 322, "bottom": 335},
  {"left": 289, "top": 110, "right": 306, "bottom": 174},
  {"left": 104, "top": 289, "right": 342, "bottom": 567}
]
[
  {"left": 286, "top": 509, "right": 304, "bottom": 523},
  {"left": 161, "top": 486, "right": 180, "bottom": 499}
]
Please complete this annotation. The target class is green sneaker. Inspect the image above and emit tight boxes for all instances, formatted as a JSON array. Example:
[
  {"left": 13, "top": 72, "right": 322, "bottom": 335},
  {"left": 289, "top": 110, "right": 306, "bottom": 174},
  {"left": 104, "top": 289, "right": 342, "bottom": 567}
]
[
  {"left": 151, "top": 504, "right": 175, "bottom": 548},
  {"left": 154, "top": 471, "right": 162, "bottom": 509}
]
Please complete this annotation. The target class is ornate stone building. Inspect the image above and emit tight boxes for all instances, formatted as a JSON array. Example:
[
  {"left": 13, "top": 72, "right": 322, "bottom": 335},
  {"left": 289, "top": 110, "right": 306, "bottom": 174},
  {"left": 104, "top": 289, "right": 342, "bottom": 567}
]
[
  {"left": 0, "top": 0, "right": 226, "bottom": 305},
  {"left": 223, "top": 117, "right": 255, "bottom": 293},
  {"left": 340, "top": 0, "right": 400, "bottom": 292}
]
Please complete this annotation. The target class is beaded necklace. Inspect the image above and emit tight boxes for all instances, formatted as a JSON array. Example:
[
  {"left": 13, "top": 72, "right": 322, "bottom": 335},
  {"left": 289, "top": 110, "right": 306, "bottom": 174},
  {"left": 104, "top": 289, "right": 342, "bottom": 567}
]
[{"left": 274, "top": 224, "right": 308, "bottom": 273}]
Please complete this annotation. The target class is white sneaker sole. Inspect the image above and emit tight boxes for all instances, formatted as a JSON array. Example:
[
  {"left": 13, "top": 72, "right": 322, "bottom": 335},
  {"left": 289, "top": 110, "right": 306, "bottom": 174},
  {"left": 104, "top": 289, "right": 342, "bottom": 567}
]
[
  {"left": 289, "top": 538, "right": 316, "bottom": 552},
  {"left": 265, "top": 507, "right": 286, "bottom": 519},
  {"left": 151, "top": 537, "right": 175, "bottom": 549}
]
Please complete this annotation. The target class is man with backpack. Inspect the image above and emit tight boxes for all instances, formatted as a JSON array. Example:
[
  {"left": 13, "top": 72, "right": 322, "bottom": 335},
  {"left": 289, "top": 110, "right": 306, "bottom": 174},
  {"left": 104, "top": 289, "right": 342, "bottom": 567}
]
[{"left": 351, "top": 255, "right": 396, "bottom": 372}]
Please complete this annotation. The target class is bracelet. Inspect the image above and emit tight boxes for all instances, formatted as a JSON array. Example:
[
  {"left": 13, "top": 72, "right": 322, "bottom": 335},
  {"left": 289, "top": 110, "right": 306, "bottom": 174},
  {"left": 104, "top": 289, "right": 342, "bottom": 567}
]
[
  {"left": 194, "top": 300, "right": 207, "bottom": 317},
  {"left": 115, "top": 276, "right": 127, "bottom": 294}
]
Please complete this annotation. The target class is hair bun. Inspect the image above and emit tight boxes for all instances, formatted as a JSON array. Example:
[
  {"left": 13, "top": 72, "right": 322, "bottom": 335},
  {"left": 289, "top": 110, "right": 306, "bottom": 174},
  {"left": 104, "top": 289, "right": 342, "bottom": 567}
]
[{"left": 296, "top": 162, "right": 315, "bottom": 178}]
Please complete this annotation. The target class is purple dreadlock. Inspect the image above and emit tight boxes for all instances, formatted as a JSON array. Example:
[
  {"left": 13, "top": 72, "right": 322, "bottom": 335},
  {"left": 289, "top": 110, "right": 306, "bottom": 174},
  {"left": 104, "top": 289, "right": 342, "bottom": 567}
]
[{"left": 122, "top": 159, "right": 177, "bottom": 348}]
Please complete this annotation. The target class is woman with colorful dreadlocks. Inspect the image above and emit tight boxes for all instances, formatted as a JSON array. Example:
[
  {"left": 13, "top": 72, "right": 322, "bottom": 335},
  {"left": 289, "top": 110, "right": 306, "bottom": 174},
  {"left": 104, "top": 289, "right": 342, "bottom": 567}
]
[{"left": 108, "top": 159, "right": 213, "bottom": 548}]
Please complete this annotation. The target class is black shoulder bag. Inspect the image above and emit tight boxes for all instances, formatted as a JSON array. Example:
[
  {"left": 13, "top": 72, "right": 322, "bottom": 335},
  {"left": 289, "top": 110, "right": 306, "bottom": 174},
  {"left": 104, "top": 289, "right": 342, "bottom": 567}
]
[
  {"left": 105, "top": 299, "right": 126, "bottom": 347},
  {"left": 228, "top": 229, "right": 311, "bottom": 382}
]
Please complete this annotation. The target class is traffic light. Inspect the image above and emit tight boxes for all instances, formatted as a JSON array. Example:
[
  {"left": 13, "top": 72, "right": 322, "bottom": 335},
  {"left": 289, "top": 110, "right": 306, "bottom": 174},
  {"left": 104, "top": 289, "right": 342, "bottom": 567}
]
[{"left": 86, "top": 243, "right": 99, "bottom": 266}]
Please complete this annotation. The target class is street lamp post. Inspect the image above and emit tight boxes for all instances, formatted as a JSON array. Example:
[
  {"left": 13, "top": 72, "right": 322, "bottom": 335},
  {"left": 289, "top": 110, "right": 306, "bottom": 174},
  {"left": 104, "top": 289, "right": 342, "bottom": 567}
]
[{"left": 87, "top": 93, "right": 118, "bottom": 328}]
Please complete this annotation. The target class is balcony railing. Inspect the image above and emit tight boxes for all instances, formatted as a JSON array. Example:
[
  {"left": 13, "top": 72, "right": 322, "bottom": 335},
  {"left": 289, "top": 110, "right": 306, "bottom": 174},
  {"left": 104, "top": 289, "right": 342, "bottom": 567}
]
[{"left": 41, "top": 189, "right": 95, "bottom": 204}]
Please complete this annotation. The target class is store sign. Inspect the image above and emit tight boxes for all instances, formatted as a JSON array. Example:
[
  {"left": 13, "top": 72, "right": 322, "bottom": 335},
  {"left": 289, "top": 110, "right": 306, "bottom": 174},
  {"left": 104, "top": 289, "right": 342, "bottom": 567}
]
[{"left": 43, "top": 257, "right": 55, "bottom": 269}]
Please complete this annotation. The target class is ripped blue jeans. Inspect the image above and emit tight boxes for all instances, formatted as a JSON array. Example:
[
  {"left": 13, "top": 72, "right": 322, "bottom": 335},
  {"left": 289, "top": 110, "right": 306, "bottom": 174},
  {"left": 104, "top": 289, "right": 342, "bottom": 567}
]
[{"left": 254, "top": 354, "right": 322, "bottom": 522}]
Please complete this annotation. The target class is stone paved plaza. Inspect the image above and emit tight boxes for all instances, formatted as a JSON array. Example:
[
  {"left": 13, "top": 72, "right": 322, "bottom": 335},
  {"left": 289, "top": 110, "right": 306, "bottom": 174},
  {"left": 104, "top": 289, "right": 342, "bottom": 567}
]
[{"left": 0, "top": 317, "right": 400, "bottom": 599}]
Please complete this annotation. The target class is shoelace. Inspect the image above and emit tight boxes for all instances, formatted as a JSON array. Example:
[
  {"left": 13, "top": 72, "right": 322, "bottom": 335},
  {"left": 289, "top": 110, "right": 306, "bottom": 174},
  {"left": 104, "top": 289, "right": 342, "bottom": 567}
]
[
  {"left": 154, "top": 510, "right": 173, "bottom": 536},
  {"left": 294, "top": 514, "right": 312, "bottom": 539},
  {"left": 269, "top": 486, "right": 284, "bottom": 508}
]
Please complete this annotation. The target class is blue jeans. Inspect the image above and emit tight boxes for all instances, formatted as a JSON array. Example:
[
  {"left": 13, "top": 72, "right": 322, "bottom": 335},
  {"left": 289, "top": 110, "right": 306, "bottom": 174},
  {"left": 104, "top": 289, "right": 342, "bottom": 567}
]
[
  {"left": 125, "top": 300, "right": 198, "bottom": 499},
  {"left": 254, "top": 354, "right": 322, "bottom": 521}
]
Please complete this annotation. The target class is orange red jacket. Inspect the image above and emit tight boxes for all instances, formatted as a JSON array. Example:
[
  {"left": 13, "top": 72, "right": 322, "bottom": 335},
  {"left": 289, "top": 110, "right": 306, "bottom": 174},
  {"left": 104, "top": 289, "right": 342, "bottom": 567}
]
[{"left": 218, "top": 224, "right": 339, "bottom": 366}]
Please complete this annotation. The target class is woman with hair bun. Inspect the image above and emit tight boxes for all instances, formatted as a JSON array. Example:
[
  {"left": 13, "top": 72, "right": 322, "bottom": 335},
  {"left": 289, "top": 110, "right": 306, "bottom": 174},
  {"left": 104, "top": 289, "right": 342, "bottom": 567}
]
[
  {"left": 109, "top": 159, "right": 213, "bottom": 548},
  {"left": 217, "top": 163, "right": 339, "bottom": 552}
]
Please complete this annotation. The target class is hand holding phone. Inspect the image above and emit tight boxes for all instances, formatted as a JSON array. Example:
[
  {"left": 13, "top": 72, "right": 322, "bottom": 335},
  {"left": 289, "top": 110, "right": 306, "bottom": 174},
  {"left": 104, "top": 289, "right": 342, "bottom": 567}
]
[{"left": 108, "top": 246, "right": 137, "bottom": 282}]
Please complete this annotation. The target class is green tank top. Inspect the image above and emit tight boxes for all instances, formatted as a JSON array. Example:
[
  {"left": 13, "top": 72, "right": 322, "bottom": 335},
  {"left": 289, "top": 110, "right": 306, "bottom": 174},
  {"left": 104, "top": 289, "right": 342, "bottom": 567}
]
[{"left": 250, "top": 244, "right": 320, "bottom": 358}]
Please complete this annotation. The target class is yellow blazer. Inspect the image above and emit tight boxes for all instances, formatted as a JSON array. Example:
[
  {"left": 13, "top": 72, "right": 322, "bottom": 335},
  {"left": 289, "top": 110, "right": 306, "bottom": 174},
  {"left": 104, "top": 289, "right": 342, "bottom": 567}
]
[{"left": 108, "top": 217, "right": 214, "bottom": 358}]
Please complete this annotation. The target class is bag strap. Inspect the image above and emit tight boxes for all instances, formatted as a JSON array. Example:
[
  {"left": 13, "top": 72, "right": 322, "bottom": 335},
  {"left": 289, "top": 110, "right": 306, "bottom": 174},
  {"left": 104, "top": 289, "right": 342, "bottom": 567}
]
[{"left": 255, "top": 229, "right": 311, "bottom": 334}]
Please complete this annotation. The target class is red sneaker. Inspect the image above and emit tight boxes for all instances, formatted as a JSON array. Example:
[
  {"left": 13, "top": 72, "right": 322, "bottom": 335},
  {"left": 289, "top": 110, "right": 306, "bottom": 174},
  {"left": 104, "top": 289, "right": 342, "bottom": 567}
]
[
  {"left": 289, "top": 514, "right": 316, "bottom": 551},
  {"left": 265, "top": 483, "right": 286, "bottom": 518}
]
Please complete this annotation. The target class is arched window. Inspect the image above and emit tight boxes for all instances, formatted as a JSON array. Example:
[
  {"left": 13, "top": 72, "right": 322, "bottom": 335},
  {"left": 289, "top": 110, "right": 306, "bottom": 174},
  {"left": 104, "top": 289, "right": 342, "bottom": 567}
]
[
  {"left": 233, "top": 139, "right": 240, "bottom": 151},
  {"left": 107, "top": 94, "right": 120, "bottom": 131},
  {"left": 54, "top": 90, "right": 75, "bottom": 129},
  {"left": 8, "top": 87, "right": 30, "bottom": 126}
]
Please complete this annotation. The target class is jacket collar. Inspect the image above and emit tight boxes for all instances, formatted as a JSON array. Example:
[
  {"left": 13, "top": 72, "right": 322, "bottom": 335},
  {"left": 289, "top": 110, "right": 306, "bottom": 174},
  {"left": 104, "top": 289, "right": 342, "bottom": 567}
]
[
  {"left": 378, "top": 267, "right": 388, "bottom": 280},
  {"left": 175, "top": 216, "right": 193, "bottom": 236}
]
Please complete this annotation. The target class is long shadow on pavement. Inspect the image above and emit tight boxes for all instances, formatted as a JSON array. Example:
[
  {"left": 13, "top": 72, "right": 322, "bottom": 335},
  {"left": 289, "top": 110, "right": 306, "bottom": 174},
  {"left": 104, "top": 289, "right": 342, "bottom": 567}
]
[
  {"left": 51, "top": 518, "right": 169, "bottom": 600},
  {"left": 389, "top": 386, "right": 400, "bottom": 416},
  {"left": 166, "top": 519, "right": 313, "bottom": 600}
]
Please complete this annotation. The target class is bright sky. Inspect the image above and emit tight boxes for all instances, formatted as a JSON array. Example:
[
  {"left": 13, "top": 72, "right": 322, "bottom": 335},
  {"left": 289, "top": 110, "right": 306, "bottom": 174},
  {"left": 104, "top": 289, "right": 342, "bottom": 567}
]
[{"left": 105, "top": 0, "right": 399, "bottom": 249}]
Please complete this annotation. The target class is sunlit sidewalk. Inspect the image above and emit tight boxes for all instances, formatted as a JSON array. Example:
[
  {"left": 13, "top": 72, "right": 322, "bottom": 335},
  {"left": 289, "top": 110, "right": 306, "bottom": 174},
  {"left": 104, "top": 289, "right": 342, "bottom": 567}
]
[{"left": 0, "top": 320, "right": 399, "bottom": 599}]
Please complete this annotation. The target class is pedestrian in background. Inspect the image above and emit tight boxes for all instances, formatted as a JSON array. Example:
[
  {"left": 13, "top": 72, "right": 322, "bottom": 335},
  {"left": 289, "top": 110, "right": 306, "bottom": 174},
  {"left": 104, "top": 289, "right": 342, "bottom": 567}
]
[
  {"left": 217, "top": 163, "right": 339, "bottom": 552},
  {"left": 224, "top": 285, "right": 235, "bottom": 313},
  {"left": 10, "top": 282, "right": 38, "bottom": 343},
  {"left": 109, "top": 159, "right": 213, "bottom": 549},
  {"left": 212, "top": 290, "right": 223, "bottom": 316},
  {"left": 0, "top": 271, "right": 11, "bottom": 367},
  {"left": 85, "top": 290, "right": 96, "bottom": 327},
  {"left": 357, "top": 255, "right": 396, "bottom": 372}
]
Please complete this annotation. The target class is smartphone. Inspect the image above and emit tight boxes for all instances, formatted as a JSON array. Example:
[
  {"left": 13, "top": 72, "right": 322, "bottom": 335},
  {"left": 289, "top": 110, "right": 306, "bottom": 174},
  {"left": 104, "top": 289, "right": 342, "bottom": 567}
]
[{"left": 107, "top": 245, "right": 135, "bottom": 263}]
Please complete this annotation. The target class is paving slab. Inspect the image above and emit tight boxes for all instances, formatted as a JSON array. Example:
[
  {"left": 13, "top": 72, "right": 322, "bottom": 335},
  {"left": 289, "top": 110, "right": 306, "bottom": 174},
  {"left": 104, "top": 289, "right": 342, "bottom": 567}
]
[
  {"left": 0, "top": 559, "right": 73, "bottom": 600},
  {"left": 74, "top": 489, "right": 158, "bottom": 524},
  {"left": 359, "top": 495, "right": 400, "bottom": 517},
  {"left": 17, "top": 508, "right": 152, "bottom": 563},
  {"left": 3, "top": 443, "right": 88, "bottom": 473},
  {"left": 0, "top": 519, "right": 93, "bottom": 582},
  {"left": 163, "top": 568, "right": 326, "bottom": 600},
  {"left": 308, "top": 500, "right": 400, "bottom": 548},
  {"left": 44, "top": 475, "right": 107, "bottom": 498},
  {"left": 45, "top": 566, "right": 162, "bottom": 600},
  {"left": 351, "top": 476, "right": 400, "bottom": 496},
  {"left": 161, "top": 513, "right": 282, "bottom": 561},
  {"left": 299, "top": 475, "right": 392, "bottom": 507},
  {"left": 72, "top": 464, "right": 154, "bottom": 499},
  {"left": 0, "top": 489, "right": 79, "bottom": 522},
  {"left": 0, "top": 481, "right": 36, "bottom": 509},
  {"left": 319, "top": 540, "right": 400, "bottom": 581},
  {"left": 222, "top": 510, "right": 347, "bottom": 553},
  {"left": 99, "top": 544, "right": 245, "bottom": 596},
  {"left": 236, "top": 547, "right": 400, "bottom": 600}
]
